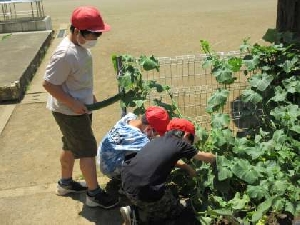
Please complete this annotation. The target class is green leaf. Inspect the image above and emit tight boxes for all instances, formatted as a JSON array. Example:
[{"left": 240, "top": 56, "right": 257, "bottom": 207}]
[
  {"left": 243, "top": 54, "right": 260, "bottom": 71},
  {"left": 271, "top": 180, "right": 288, "bottom": 196},
  {"left": 228, "top": 57, "right": 243, "bottom": 72},
  {"left": 239, "top": 37, "right": 251, "bottom": 53},
  {"left": 291, "top": 125, "right": 300, "bottom": 134},
  {"left": 273, "top": 198, "right": 285, "bottom": 211},
  {"left": 211, "top": 128, "right": 234, "bottom": 147},
  {"left": 195, "top": 125, "right": 209, "bottom": 142},
  {"left": 211, "top": 113, "right": 230, "bottom": 128},
  {"left": 272, "top": 130, "right": 287, "bottom": 144},
  {"left": 111, "top": 55, "right": 118, "bottom": 71},
  {"left": 133, "top": 100, "right": 145, "bottom": 108},
  {"left": 197, "top": 216, "right": 212, "bottom": 225},
  {"left": 283, "top": 76, "right": 300, "bottom": 94},
  {"left": 118, "top": 72, "right": 133, "bottom": 88},
  {"left": 281, "top": 56, "right": 298, "bottom": 73},
  {"left": 252, "top": 197, "right": 274, "bottom": 222},
  {"left": 249, "top": 73, "right": 273, "bottom": 91},
  {"left": 206, "top": 88, "right": 229, "bottom": 113},
  {"left": 212, "top": 67, "right": 236, "bottom": 84},
  {"left": 200, "top": 40, "right": 211, "bottom": 54},
  {"left": 262, "top": 28, "right": 278, "bottom": 43},
  {"left": 139, "top": 55, "right": 160, "bottom": 72},
  {"left": 216, "top": 156, "right": 233, "bottom": 181},
  {"left": 247, "top": 185, "right": 269, "bottom": 201},
  {"left": 270, "top": 86, "right": 287, "bottom": 102},
  {"left": 241, "top": 89, "right": 263, "bottom": 104},
  {"left": 229, "top": 192, "right": 250, "bottom": 210},
  {"left": 245, "top": 146, "right": 265, "bottom": 160},
  {"left": 270, "top": 104, "right": 300, "bottom": 125},
  {"left": 285, "top": 201, "right": 296, "bottom": 215},
  {"left": 232, "top": 160, "right": 260, "bottom": 184},
  {"left": 147, "top": 80, "right": 169, "bottom": 92}
]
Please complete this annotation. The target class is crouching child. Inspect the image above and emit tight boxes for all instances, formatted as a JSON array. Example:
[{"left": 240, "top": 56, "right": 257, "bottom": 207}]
[{"left": 120, "top": 118, "right": 216, "bottom": 224}]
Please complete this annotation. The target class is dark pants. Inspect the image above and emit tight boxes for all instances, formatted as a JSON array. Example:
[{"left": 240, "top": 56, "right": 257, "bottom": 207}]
[{"left": 126, "top": 189, "right": 184, "bottom": 224}]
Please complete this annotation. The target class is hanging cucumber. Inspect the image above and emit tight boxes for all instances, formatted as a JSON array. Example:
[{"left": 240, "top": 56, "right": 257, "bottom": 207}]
[
  {"left": 86, "top": 90, "right": 135, "bottom": 111},
  {"left": 86, "top": 93, "right": 122, "bottom": 111}
]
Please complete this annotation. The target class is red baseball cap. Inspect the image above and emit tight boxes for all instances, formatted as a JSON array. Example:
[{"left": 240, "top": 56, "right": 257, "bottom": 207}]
[
  {"left": 167, "top": 118, "right": 195, "bottom": 136},
  {"left": 145, "top": 106, "right": 170, "bottom": 136},
  {"left": 71, "top": 6, "right": 111, "bottom": 32}
]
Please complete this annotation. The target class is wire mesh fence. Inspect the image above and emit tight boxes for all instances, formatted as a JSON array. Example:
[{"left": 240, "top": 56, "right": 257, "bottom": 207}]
[{"left": 142, "top": 52, "right": 257, "bottom": 133}]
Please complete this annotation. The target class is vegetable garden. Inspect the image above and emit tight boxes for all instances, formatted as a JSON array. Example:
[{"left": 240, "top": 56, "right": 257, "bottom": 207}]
[{"left": 89, "top": 29, "right": 300, "bottom": 224}]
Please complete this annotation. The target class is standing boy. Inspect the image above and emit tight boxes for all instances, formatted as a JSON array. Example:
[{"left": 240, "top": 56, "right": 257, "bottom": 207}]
[
  {"left": 120, "top": 118, "right": 216, "bottom": 224},
  {"left": 43, "top": 6, "right": 118, "bottom": 209}
]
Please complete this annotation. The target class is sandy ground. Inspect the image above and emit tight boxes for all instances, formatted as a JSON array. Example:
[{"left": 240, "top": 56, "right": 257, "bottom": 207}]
[{"left": 0, "top": 0, "right": 277, "bottom": 224}]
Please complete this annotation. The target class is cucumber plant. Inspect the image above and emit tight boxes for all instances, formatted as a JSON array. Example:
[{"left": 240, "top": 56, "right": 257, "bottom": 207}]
[
  {"left": 174, "top": 31, "right": 300, "bottom": 225},
  {"left": 103, "top": 29, "right": 299, "bottom": 224}
]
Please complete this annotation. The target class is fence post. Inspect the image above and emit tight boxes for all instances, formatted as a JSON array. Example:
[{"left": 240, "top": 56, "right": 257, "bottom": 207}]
[{"left": 116, "top": 56, "right": 127, "bottom": 117}]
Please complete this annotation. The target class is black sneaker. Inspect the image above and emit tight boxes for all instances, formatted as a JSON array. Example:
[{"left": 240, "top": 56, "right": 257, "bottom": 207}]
[
  {"left": 120, "top": 206, "right": 138, "bottom": 225},
  {"left": 86, "top": 190, "right": 119, "bottom": 209},
  {"left": 56, "top": 180, "right": 87, "bottom": 196}
]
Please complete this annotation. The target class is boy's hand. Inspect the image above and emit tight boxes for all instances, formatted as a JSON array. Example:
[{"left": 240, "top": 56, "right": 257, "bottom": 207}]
[
  {"left": 70, "top": 99, "right": 88, "bottom": 114},
  {"left": 194, "top": 151, "right": 216, "bottom": 164}
]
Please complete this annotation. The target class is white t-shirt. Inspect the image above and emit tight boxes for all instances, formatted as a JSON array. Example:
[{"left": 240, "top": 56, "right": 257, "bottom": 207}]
[{"left": 44, "top": 36, "right": 94, "bottom": 115}]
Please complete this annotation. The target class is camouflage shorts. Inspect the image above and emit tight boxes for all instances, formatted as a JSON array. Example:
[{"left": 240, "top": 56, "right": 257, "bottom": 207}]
[{"left": 127, "top": 189, "right": 184, "bottom": 223}]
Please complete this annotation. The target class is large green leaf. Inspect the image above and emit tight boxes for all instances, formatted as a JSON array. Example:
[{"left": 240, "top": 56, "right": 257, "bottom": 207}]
[
  {"left": 232, "top": 160, "right": 260, "bottom": 184},
  {"left": 206, "top": 88, "right": 229, "bottom": 113},
  {"left": 271, "top": 180, "right": 288, "bottom": 196},
  {"left": 251, "top": 197, "right": 274, "bottom": 222},
  {"left": 216, "top": 156, "right": 233, "bottom": 181},
  {"left": 270, "top": 86, "right": 287, "bottom": 102},
  {"left": 285, "top": 201, "right": 296, "bottom": 215},
  {"left": 283, "top": 76, "right": 300, "bottom": 94},
  {"left": 211, "top": 113, "right": 230, "bottom": 129},
  {"left": 270, "top": 104, "right": 300, "bottom": 125},
  {"left": 212, "top": 66, "right": 236, "bottom": 84},
  {"left": 272, "top": 130, "right": 288, "bottom": 144},
  {"left": 211, "top": 129, "right": 235, "bottom": 147},
  {"left": 281, "top": 56, "right": 298, "bottom": 73},
  {"left": 241, "top": 89, "right": 263, "bottom": 104},
  {"left": 249, "top": 73, "right": 273, "bottom": 91},
  {"left": 245, "top": 146, "right": 265, "bottom": 160},
  {"left": 243, "top": 54, "right": 260, "bottom": 71},
  {"left": 228, "top": 192, "right": 250, "bottom": 210},
  {"left": 247, "top": 185, "right": 269, "bottom": 201},
  {"left": 262, "top": 28, "right": 278, "bottom": 43}
]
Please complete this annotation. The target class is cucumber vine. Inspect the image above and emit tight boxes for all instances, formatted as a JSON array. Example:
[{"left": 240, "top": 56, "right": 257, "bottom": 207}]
[{"left": 111, "top": 29, "right": 299, "bottom": 225}]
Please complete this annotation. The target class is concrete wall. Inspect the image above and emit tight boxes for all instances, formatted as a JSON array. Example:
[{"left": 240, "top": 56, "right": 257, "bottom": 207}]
[{"left": 0, "top": 16, "right": 52, "bottom": 33}]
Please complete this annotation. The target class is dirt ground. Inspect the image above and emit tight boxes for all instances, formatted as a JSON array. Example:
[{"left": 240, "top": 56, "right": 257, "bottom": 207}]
[{"left": 0, "top": 0, "right": 277, "bottom": 224}]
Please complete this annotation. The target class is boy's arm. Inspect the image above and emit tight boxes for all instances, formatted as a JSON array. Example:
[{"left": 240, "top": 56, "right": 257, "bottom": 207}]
[
  {"left": 42, "top": 80, "right": 87, "bottom": 114},
  {"left": 175, "top": 159, "right": 196, "bottom": 177},
  {"left": 193, "top": 151, "right": 216, "bottom": 164}
]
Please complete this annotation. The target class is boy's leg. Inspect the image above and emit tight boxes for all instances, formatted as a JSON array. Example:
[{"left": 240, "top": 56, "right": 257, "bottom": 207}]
[
  {"left": 60, "top": 150, "right": 75, "bottom": 179},
  {"left": 80, "top": 157, "right": 98, "bottom": 190}
]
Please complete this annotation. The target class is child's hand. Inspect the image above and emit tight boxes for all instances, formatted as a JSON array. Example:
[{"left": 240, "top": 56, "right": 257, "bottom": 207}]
[{"left": 194, "top": 151, "right": 216, "bottom": 164}]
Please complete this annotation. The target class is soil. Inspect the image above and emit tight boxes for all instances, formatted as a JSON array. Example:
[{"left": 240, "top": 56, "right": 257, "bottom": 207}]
[{"left": 0, "top": 0, "right": 277, "bottom": 224}]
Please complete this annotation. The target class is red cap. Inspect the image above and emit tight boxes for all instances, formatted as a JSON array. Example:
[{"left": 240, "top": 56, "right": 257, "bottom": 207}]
[
  {"left": 71, "top": 6, "right": 111, "bottom": 32},
  {"left": 145, "top": 106, "right": 170, "bottom": 136},
  {"left": 167, "top": 118, "right": 195, "bottom": 136}
]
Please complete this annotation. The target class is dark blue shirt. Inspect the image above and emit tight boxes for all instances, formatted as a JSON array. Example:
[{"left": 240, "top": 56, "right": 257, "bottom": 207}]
[{"left": 121, "top": 132, "right": 197, "bottom": 202}]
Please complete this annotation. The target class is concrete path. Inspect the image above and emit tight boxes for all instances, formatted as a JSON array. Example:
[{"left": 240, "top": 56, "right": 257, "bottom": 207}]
[{"left": 0, "top": 28, "right": 124, "bottom": 225}]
